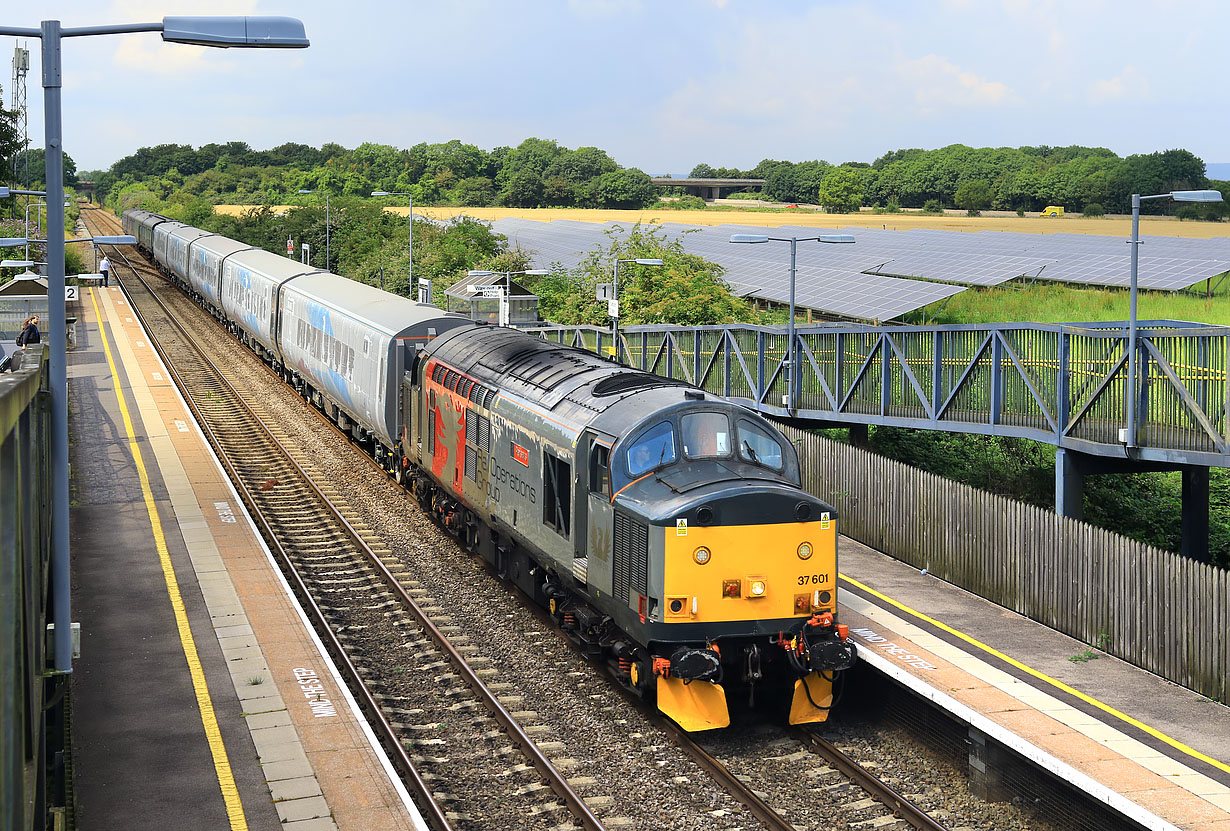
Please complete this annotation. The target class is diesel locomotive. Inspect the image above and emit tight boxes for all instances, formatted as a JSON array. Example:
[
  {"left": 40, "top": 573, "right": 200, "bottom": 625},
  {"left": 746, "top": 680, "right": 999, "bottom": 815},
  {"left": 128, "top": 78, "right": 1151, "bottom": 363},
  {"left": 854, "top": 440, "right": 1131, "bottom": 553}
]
[{"left": 123, "top": 208, "right": 857, "bottom": 730}]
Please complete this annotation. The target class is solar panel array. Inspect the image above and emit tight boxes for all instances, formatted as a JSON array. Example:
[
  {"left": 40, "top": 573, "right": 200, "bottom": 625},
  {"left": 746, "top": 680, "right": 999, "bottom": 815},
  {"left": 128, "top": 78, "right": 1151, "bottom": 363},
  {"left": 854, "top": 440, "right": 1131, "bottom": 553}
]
[{"left": 490, "top": 218, "right": 1230, "bottom": 322}]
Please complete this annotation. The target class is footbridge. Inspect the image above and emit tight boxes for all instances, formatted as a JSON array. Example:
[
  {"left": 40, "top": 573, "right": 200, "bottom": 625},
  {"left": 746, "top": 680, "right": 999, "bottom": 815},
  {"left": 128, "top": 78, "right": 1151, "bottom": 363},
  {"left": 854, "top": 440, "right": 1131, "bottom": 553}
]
[{"left": 527, "top": 319, "right": 1228, "bottom": 560}]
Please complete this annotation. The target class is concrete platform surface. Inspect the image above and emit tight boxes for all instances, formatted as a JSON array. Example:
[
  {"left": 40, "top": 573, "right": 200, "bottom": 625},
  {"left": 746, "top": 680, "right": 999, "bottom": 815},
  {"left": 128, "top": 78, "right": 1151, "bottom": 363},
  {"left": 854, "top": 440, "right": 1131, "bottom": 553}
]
[
  {"left": 839, "top": 535, "right": 1230, "bottom": 831},
  {"left": 68, "top": 283, "right": 421, "bottom": 831}
]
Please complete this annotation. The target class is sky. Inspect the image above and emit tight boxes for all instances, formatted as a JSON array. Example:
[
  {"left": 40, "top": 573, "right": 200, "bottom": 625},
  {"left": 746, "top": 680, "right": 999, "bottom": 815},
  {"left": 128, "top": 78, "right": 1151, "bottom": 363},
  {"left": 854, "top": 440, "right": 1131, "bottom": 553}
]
[{"left": 10, "top": 0, "right": 1230, "bottom": 175}]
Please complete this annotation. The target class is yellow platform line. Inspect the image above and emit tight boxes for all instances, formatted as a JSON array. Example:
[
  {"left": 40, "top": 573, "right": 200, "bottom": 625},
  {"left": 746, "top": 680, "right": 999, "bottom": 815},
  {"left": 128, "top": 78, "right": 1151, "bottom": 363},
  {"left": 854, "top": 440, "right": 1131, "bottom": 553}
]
[
  {"left": 89, "top": 288, "right": 249, "bottom": 830},
  {"left": 840, "top": 572, "right": 1230, "bottom": 777}
]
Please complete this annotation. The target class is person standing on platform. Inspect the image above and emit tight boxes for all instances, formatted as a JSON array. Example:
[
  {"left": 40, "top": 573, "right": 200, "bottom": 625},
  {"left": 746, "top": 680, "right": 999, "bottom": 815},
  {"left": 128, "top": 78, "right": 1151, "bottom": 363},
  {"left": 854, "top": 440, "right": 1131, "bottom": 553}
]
[
  {"left": 15, "top": 315, "right": 40, "bottom": 365},
  {"left": 99, "top": 255, "right": 111, "bottom": 288}
]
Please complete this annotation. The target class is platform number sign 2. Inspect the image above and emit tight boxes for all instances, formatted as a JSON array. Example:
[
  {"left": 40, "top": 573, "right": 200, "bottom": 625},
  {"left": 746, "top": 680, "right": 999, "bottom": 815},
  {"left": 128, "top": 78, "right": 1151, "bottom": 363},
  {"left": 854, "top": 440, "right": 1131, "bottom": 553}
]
[{"left": 65, "top": 286, "right": 78, "bottom": 301}]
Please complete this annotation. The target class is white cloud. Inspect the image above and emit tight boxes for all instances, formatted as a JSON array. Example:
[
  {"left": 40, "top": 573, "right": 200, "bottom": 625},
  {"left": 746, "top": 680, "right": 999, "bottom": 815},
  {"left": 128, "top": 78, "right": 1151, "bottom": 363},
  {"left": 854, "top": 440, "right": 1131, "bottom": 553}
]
[
  {"left": 1088, "top": 66, "right": 1149, "bottom": 103},
  {"left": 897, "top": 54, "right": 1016, "bottom": 111}
]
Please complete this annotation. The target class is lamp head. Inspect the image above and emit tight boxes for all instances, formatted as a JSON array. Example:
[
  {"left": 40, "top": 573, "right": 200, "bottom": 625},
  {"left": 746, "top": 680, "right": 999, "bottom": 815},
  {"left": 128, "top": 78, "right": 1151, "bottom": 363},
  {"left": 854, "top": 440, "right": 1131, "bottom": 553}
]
[
  {"left": 818, "top": 234, "right": 856, "bottom": 244},
  {"left": 162, "top": 16, "right": 309, "bottom": 48},
  {"left": 523, "top": 269, "right": 550, "bottom": 276},
  {"left": 633, "top": 258, "right": 664, "bottom": 266},
  {"left": 1171, "top": 189, "right": 1223, "bottom": 203},
  {"left": 467, "top": 270, "right": 495, "bottom": 277},
  {"left": 730, "top": 234, "right": 769, "bottom": 244},
  {"left": 371, "top": 191, "right": 390, "bottom": 197},
  {"left": 298, "top": 189, "right": 314, "bottom": 194}
]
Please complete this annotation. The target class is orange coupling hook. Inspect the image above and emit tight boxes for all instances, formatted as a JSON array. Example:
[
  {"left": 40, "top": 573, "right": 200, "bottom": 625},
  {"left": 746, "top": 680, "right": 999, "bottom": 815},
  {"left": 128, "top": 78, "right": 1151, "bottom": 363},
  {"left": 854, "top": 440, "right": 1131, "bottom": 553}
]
[
  {"left": 652, "top": 657, "right": 672, "bottom": 677},
  {"left": 836, "top": 623, "right": 849, "bottom": 641}
]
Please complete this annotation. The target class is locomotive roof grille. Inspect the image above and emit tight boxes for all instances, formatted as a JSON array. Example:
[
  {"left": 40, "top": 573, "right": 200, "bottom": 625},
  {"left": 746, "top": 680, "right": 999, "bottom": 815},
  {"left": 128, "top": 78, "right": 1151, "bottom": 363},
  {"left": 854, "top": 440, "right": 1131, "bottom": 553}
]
[{"left": 592, "top": 372, "right": 689, "bottom": 397}]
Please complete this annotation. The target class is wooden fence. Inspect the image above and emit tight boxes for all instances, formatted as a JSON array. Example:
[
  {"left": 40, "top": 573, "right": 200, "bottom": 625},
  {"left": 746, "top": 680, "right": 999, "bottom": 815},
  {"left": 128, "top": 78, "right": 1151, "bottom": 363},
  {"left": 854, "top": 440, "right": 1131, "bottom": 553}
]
[{"left": 784, "top": 426, "right": 1229, "bottom": 703}]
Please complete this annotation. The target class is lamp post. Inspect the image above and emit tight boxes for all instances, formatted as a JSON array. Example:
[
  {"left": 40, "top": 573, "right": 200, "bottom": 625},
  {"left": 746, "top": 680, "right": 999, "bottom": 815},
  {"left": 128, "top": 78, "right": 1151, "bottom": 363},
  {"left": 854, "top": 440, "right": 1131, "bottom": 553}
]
[
  {"left": 730, "top": 233, "right": 855, "bottom": 411},
  {"left": 466, "top": 268, "right": 548, "bottom": 327},
  {"left": 297, "top": 188, "right": 329, "bottom": 270},
  {"left": 371, "top": 190, "right": 414, "bottom": 294},
  {"left": 0, "top": 15, "right": 307, "bottom": 675},
  {"left": 611, "top": 257, "right": 663, "bottom": 363},
  {"left": 1124, "top": 189, "right": 1222, "bottom": 448}
]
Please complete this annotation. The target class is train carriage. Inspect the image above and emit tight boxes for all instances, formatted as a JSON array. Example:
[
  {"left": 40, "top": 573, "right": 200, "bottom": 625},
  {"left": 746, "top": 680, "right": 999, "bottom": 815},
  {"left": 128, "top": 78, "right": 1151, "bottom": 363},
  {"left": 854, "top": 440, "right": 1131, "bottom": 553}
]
[
  {"left": 188, "top": 235, "right": 255, "bottom": 317},
  {"left": 164, "top": 225, "right": 215, "bottom": 285},
  {"left": 277, "top": 273, "right": 468, "bottom": 455},
  {"left": 127, "top": 210, "right": 169, "bottom": 254},
  {"left": 220, "top": 248, "right": 321, "bottom": 363},
  {"left": 151, "top": 220, "right": 191, "bottom": 272}
]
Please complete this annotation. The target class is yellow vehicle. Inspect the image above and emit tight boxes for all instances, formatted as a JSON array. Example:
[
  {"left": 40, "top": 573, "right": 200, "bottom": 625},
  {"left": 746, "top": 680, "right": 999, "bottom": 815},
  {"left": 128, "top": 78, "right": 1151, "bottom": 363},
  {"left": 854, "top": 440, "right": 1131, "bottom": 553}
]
[{"left": 1041, "top": 206, "right": 1065, "bottom": 217}]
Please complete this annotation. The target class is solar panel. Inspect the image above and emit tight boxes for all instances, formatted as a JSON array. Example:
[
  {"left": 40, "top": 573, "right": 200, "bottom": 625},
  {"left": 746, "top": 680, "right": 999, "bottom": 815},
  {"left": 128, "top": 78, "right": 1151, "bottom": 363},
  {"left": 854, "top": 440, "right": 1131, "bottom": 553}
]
[{"left": 490, "top": 217, "right": 1230, "bottom": 321}]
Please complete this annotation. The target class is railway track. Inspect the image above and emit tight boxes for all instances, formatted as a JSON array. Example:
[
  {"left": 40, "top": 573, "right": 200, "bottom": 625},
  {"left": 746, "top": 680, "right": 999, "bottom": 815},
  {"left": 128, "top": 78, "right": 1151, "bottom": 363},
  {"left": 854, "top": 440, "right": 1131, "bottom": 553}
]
[
  {"left": 82, "top": 208, "right": 604, "bottom": 831},
  {"left": 82, "top": 206, "right": 963, "bottom": 831}
]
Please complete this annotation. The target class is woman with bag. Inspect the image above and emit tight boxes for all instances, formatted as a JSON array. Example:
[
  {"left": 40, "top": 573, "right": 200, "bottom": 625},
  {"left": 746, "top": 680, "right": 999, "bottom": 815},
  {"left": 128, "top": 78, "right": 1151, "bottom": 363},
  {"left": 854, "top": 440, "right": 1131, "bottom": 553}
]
[{"left": 16, "top": 315, "right": 40, "bottom": 348}]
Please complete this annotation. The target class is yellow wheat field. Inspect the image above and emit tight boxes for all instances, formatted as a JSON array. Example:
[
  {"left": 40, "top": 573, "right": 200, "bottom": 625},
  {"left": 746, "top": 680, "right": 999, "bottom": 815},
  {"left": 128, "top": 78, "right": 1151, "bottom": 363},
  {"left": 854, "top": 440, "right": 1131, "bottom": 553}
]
[{"left": 212, "top": 204, "right": 1230, "bottom": 240}]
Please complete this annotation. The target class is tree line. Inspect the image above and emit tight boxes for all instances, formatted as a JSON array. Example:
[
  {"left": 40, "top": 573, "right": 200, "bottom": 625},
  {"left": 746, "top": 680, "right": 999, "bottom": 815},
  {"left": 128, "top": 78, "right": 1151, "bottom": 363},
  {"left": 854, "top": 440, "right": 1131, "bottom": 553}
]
[
  {"left": 691, "top": 145, "right": 1228, "bottom": 217},
  {"left": 88, "top": 138, "right": 660, "bottom": 214}
]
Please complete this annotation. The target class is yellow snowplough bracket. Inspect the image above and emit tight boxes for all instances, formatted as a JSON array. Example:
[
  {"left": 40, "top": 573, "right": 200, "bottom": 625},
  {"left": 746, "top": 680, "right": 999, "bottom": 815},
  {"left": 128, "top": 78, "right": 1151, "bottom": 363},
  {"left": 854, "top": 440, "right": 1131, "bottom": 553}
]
[
  {"left": 789, "top": 671, "right": 834, "bottom": 725},
  {"left": 656, "top": 676, "right": 730, "bottom": 731}
]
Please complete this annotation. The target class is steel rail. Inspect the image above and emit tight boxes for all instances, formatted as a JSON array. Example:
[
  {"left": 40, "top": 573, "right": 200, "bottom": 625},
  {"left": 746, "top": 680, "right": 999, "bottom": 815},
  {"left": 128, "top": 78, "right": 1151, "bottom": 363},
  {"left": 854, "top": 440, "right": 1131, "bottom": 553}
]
[
  {"left": 84, "top": 208, "right": 606, "bottom": 831},
  {"left": 793, "top": 726, "right": 950, "bottom": 831}
]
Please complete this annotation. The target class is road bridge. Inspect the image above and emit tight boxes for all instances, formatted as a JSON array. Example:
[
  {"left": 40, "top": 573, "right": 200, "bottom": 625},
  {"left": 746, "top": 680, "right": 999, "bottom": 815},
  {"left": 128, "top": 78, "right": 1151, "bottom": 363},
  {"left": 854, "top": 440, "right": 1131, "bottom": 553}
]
[
  {"left": 528, "top": 319, "right": 1228, "bottom": 561},
  {"left": 651, "top": 177, "right": 766, "bottom": 200}
]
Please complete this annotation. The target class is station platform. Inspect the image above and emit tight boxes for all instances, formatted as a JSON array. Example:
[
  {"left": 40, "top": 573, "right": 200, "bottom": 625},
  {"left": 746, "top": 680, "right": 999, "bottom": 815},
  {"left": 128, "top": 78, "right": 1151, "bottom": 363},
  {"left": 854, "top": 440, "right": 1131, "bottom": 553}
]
[
  {"left": 838, "top": 537, "right": 1230, "bottom": 831},
  {"left": 66, "top": 284, "right": 423, "bottom": 831}
]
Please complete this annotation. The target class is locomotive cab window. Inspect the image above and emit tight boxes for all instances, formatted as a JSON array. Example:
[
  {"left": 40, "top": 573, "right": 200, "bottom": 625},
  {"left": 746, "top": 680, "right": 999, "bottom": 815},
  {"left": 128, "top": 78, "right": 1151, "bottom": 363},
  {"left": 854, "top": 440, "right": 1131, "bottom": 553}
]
[
  {"left": 626, "top": 421, "right": 677, "bottom": 477},
  {"left": 737, "top": 419, "right": 784, "bottom": 471},
  {"left": 589, "top": 444, "right": 611, "bottom": 498},
  {"left": 542, "top": 451, "right": 571, "bottom": 538},
  {"left": 681, "top": 412, "right": 731, "bottom": 459}
]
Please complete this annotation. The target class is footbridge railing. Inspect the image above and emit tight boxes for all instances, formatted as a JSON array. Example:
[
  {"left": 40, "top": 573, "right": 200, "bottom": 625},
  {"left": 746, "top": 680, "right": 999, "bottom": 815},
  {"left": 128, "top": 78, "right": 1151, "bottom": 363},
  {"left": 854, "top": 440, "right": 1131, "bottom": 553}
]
[{"left": 526, "top": 320, "right": 1230, "bottom": 468}]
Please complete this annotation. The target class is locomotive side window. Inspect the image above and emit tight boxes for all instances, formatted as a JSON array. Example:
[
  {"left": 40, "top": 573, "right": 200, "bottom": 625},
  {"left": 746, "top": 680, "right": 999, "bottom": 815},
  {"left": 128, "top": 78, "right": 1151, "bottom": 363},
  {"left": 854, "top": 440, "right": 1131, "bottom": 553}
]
[
  {"left": 542, "top": 451, "right": 571, "bottom": 538},
  {"left": 626, "top": 421, "right": 676, "bottom": 477},
  {"left": 737, "top": 419, "right": 784, "bottom": 471},
  {"left": 589, "top": 444, "right": 611, "bottom": 498},
  {"left": 681, "top": 412, "right": 731, "bottom": 459}
]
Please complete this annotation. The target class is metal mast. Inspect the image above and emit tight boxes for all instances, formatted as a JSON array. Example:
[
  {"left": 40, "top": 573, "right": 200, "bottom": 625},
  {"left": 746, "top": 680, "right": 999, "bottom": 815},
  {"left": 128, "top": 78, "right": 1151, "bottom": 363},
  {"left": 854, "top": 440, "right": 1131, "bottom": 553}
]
[{"left": 11, "top": 43, "right": 30, "bottom": 187}]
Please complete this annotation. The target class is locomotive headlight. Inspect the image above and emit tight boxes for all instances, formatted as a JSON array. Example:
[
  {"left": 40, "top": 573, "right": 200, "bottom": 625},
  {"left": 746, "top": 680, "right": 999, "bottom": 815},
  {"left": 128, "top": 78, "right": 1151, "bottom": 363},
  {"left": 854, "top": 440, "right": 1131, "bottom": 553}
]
[
  {"left": 797, "top": 542, "right": 813, "bottom": 560},
  {"left": 693, "top": 547, "right": 711, "bottom": 565},
  {"left": 750, "top": 580, "right": 767, "bottom": 597}
]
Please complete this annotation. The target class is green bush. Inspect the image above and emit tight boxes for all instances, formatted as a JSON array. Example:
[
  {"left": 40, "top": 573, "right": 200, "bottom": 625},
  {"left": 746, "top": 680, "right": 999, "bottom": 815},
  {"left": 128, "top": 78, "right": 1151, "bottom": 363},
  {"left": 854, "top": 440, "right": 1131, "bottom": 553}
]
[
  {"left": 966, "top": 209, "right": 980, "bottom": 217},
  {"left": 1175, "top": 204, "right": 1202, "bottom": 221},
  {"left": 872, "top": 200, "right": 901, "bottom": 214},
  {"left": 922, "top": 199, "right": 944, "bottom": 214},
  {"left": 1083, "top": 202, "right": 1105, "bottom": 217},
  {"left": 1016, "top": 207, "right": 1026, "bottom": 217}
]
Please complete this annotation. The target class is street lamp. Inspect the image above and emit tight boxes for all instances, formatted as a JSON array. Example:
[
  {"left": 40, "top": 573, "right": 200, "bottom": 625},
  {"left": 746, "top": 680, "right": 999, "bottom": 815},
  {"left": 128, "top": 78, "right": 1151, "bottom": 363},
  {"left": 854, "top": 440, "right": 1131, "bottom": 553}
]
[
  {"left": 466, "top": 268, "right": 548, "bottom": 327},
  {"left": 297, "top": 189, "right": 330, "bottom": 270},
  {"left": 1124, "top": 189, "right": 1222, "bottom": 448},
  {"left": 730, "top": 233, "right": 855, "bottom": 411},
  {"left": 0, "top": 15, "right": 307, "bottom": 675},
  {"left": 371, "top": 190, "right": 414, "bottom": 295},
  {"left": 611, "top": 258, "right": 663, "bottom": 362}
]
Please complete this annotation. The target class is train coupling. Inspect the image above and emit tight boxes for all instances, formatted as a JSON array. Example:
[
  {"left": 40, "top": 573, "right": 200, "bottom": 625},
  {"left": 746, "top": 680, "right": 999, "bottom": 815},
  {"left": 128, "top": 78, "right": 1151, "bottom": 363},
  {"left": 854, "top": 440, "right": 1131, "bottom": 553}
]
[
  {"left": 781, "top": 614, "right": 856, "bottom": 726},
  {"left": 781, "top": 612, "right": 857, "bottom": 675}
]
